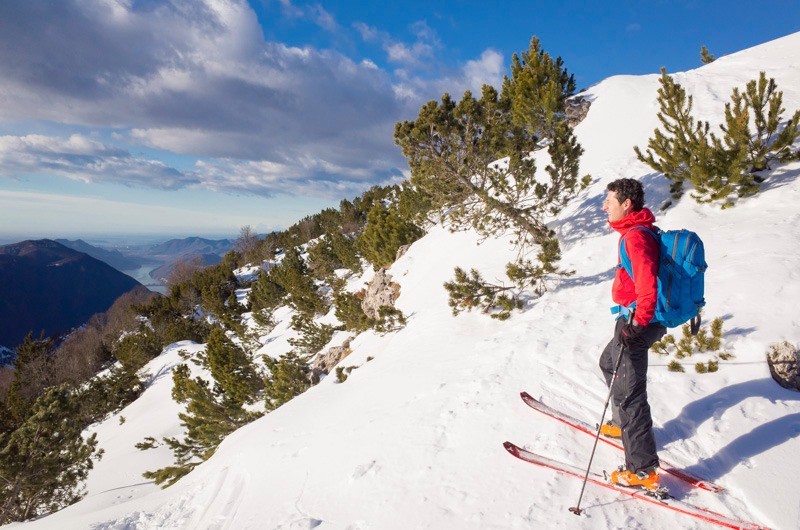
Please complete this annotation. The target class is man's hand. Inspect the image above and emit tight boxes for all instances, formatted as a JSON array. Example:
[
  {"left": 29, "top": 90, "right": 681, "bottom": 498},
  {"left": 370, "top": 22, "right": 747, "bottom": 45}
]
[{"left": 620, "top": 321, "right": 645, "bottom": 348}]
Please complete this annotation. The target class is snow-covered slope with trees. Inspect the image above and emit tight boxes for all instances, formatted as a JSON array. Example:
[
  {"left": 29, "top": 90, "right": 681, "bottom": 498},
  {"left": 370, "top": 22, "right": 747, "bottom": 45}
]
[{"left": 13, "top": 33, "right": 800, "bottom": 529}]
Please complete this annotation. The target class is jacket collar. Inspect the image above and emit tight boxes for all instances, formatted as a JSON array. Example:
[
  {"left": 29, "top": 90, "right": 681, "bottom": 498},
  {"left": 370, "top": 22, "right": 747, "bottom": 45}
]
[{"left": 608, "top": 208, "right": 656, "bottom": 234}]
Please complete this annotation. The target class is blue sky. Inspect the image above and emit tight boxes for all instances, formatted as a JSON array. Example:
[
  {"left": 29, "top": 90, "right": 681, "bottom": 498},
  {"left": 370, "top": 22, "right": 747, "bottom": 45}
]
[{"left": 0, "top": 0, "right": 797, "bottom": 242}]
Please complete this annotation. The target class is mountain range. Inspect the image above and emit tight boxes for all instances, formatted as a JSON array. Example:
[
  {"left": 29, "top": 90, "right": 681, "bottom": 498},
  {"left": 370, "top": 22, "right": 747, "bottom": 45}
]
[{"left": 55, "top": 239, "right": 144, "bottom": 271}]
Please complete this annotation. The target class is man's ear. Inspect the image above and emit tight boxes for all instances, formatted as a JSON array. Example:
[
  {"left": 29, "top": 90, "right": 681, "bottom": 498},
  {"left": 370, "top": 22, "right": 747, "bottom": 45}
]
[{"left": 622, "top": 198, "right": 633, "bottom": 211}]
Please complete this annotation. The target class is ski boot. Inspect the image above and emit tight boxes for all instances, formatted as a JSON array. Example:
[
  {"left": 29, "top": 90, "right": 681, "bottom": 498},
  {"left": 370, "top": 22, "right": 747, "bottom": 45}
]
[
  {"left": 609, "top": 467, "right": 669, "bottom": 499},
  {"left": 598, "top": 421, "right": 622, "bottom": 438}
]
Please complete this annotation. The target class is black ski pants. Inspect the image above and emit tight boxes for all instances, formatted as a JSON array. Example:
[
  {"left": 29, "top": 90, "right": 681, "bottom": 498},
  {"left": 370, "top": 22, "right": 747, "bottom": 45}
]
[{"left": 598, "top": 317, "right": 666, "bottom": 474}]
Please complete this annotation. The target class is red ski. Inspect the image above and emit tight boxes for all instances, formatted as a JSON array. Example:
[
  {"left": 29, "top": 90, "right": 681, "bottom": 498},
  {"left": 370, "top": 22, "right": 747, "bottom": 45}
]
[
  {"left": 520, "top": 391, "right": 724, "bottom": 493},
  {"left": 503, "top": 442, "right": 769, "bottom": 530}
]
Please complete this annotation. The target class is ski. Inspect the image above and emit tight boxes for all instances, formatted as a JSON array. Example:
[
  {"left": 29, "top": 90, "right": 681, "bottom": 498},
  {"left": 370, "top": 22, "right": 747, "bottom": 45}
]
[
  {"left": 503, "top": 442, "right": 769, "bottom": 530},
  {"left": 520, "top": 391, "right": 724, "bottom": 493}
]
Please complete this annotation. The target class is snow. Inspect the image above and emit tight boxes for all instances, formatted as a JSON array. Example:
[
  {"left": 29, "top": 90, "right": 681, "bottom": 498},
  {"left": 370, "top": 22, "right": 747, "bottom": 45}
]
[{"left": 12, "top": 32, "right": 800, "bottom": 530}]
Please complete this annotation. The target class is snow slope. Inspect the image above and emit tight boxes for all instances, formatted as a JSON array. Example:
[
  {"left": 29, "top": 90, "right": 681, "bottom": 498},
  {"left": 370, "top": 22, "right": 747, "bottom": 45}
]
[{"left": 12, "top": 32, "right": 800, "bottom": 530}]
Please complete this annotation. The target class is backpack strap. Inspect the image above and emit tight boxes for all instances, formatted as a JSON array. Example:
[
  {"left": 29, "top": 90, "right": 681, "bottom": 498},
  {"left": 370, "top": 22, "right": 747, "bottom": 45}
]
[
  {"left": 610, "top": 226, "right": 659, "bottom": 319},
  {"left": 617, "top": 226, "right": 658, "bottom": 281}
]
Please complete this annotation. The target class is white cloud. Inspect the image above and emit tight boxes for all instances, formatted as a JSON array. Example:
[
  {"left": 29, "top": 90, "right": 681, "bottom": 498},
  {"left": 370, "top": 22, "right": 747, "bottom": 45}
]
[
  {"left": 353, "top": 18, "right": 440, "bottom": 68},
  {"left": 278, "top": 0, "right": 304, "bottom": 19},
  {"left": 391, "top": 48, "right": 505, "bottom": 103},
  {"left": 0, "top": 132, "right": 401, "bottom": 200},
  {"left": 0, "top": 134, "right": 196, "bottom": 189},
  {"left": 310, "top": 4, "right": 339, "bottom": 33},
  {"left": 353, "top": 21, "right": 379, "bottom": 42},
  {"left": 463, "top": 49, "right": 505, "bottom": 93}
]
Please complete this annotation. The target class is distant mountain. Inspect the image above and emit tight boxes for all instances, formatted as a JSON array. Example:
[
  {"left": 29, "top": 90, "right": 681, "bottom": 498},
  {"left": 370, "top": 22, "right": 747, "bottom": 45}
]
[
  {"left": 55, "top": 238, "right": 144, "bottom": 271},
  {"left": 0, "top": 239, "right": 142, "bottom": 348},
  {"left": 148, "top": 252, "right": 223, "bottom": 282},
  {"left": 148, "top": 237, "right": 233, "bottom": 258}
]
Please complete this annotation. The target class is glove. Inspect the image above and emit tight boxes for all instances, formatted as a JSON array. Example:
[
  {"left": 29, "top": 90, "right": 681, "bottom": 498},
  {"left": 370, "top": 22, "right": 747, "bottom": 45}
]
[{"left": 620, "top": 321, "right": 645, "bottom": 348}]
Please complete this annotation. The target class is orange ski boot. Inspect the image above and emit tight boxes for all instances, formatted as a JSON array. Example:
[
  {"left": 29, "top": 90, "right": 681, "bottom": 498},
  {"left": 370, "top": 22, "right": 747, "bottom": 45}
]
[
  {"left": 599, "top": 422, "right": 622, "bottom": 438},
  {"left": 610, "top": 467, "right": 661, "bottom": 492}
]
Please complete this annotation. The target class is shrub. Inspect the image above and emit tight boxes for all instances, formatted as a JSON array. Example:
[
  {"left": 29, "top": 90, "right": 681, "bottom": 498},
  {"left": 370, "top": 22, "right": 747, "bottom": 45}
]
[
  {"left": 667, "top": 360, "right": 685, "bottom": 373},
  {"left": 113, "top": 325, "right": 163, "bottom": 371},
  {"left": 357, "top": 203, "right": 423, "bottom": 269},
  {"left": 287, "top": 315, "right": 335, "bottom": 356},
  {"left": 334, "top": 291, "right": 375, "bottom": 333},
  {"left": 270, "top": 247, "right": 327, "bottom": 317},
  {"left": 263, "top": 352, "right": 312, "bottom": 410},
  {"left": 635, "top": 70, "right": 800, "bottom": 207},
  {"left": 0, "top": 385, "right": 102, "bottom": 524}
]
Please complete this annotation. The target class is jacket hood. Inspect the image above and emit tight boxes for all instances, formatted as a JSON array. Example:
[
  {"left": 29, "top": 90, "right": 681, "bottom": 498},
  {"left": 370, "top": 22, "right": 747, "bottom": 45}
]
[{"left": 608, "top": 208, "right": 656, "bottom": 234}]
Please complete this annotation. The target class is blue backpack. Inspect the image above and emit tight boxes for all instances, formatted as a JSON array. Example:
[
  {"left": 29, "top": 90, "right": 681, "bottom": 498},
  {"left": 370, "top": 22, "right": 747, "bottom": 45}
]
[{"left": 612, "top": 227, "right": 707, "bottom": 331}]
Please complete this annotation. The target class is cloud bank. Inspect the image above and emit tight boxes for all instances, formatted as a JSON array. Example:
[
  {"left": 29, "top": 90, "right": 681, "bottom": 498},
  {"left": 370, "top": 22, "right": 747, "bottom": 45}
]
[{"left": 0, "top": 0, "right": 503, "bottom": 198}]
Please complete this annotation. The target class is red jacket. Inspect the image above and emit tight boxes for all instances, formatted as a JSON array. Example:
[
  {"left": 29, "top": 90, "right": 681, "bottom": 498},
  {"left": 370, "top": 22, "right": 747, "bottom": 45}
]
[{"left": 609, "top": 208, "right": 659, "bottom": 326}]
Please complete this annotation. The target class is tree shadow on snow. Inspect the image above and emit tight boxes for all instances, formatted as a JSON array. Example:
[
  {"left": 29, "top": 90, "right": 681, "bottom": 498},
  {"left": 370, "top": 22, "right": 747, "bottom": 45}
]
[
  {"left": 655, "top": 378, "right": 800, "bottom": 480},
  {"left": 554, "top": 171, "right": 671, "bottom": 247},
  {"left": 681, "top": 412, "right": 800, "bottom": 482},
  {"left": 554, "top": 268, "right": 615, "bottom": 291},
  {"left": 755, "top": 163, "right": 800, "bottom": 194}
]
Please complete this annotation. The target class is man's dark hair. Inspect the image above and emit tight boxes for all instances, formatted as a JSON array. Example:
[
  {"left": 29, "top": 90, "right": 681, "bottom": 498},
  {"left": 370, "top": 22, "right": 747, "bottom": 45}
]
[{"left": 607, "top": 178, "right": 645, "bottom": 211}]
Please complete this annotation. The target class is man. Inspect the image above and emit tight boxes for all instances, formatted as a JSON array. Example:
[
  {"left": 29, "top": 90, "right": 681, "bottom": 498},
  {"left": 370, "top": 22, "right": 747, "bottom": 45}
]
[{"left": 599, "top": 178, "right": 666, "bottom": 491}]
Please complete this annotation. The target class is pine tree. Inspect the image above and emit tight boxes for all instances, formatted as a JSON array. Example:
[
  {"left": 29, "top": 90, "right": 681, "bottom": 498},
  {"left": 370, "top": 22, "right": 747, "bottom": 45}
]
[
  {"left": 357, "top": 203, "right": 424, "bottom": 269},
  {"left": 700, "top": 46, "right": 716, "bottom": 64},
  {"left": 113, "top": 324, "right": 163, "bottom": 372},
  {"left": 634, "top": 68, "right": 711, "bottom": 202},
  {"left": 503, "top": 36, "right": 576, "bottom": 139},
  {"left": 249, "top": 269, "right": 288, "bottom": 326},
  {"left": 334, "top": 291, "right": 375, "bottom": 332},
  {"left": 636, "top": 69, "right": 800, "bottom": 207},
  {"left": 329, "top": 231, "right": 362, "bottom": 274},
  {"left": 394, "top": 38, "right": 587, "bottom": 317},
  {"left": 396, "top": 183, "right": 436, "bottom": 227},
  {"left": 741, "top": 72, "right": 800, "bottom": 171},
  {"left": 0, "top": 384, "right": 101, "bottom": 524},
  {"left": 443, "top": 267, "right": 521, "bottom": 320},
  {"left": 77, "top": 366, "right": 145, "bottom": 425},
  {"left": 141, "top": 364, "right": 260, "bottom": 487},
  {"left": 201, "top": 328, "right": 262, "bottom": 407},
  {"left": 444, "top": 235, "right": 574, "bottom": 319},
  {"left": 269, "top": 247, "right": 327, "bottom": 317},
  {"left": 307, "top": 235, "right": 344, "bottom": 280},
  {"left": 287, "top": 315, "right": 335, "bottom": 356},
  {"left": 4, "top": 333, "right": 54, "bottom": 431},
  {"left": 263, "top": 352, "right": 312, "bottom": 411}
]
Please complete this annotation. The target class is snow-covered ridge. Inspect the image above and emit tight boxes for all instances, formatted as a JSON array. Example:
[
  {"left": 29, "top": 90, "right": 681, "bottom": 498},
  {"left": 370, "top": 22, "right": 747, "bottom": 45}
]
[{"left": 15, "top": 32, "right": 800, "bottom": 530}]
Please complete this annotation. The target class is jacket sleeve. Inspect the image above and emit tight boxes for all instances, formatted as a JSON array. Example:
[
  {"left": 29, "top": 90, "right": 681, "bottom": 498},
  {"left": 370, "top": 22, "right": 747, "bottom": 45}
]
[{"left": 624, "top": 230, "right": 659, "bottom": 326}]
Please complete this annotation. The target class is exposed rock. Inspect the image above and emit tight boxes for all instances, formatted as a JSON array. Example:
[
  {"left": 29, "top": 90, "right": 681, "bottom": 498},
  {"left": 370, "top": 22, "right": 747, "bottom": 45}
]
[
  {"left": 311, "top": 336, "right": 354, "bottom": 377},
  {"left": 565, "top": 96, "right": 591, "bottom": 127},
  {"left": 396, "top": 244, "right": 412, "bottom": 262},
  {"left": 767, "top": 341, "right": 800, "bottom": 391},
  {"left": 361, "top": 268, "right": 401, "bottom": 320}
]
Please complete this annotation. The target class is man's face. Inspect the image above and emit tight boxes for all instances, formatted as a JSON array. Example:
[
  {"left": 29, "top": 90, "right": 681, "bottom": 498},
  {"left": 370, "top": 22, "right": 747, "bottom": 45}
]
[{"left": 602, "top": 190, "right": 632, "bottom": 223}]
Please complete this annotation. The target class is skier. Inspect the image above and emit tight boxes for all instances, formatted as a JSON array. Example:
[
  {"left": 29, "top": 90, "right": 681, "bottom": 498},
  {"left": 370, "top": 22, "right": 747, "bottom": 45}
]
[{"left": 598, "top": 178, "right": 666, "bottom": 491}]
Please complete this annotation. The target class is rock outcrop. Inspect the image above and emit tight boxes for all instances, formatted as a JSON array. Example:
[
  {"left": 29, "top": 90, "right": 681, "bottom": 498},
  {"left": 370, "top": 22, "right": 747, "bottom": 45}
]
[
  {"left": 361, "top": 268, "right": 401, "bottom": 320},
  {"left": 312, "top": 337, "right": 354, "bottom": 377},
  {"left": 767, "top": 341, "right": 800, "bottom": 391},
  {"left": 566, "top": 95, "right": 591, "bottom": 126},
  {"left": 395, "top": 244, "right": 412, "bottom": 262}
]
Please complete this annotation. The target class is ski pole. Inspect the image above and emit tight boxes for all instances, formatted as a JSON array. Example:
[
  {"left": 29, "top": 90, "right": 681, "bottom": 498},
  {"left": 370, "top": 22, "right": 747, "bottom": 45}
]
[{"left": 568, "top": 311, "right": 634, "bottom": 516}]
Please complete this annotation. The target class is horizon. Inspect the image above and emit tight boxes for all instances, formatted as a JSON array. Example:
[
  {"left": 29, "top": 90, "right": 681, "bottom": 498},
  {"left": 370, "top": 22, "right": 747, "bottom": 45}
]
[{"left": 0, "top": 233, "right": 240, "bottom": 248}]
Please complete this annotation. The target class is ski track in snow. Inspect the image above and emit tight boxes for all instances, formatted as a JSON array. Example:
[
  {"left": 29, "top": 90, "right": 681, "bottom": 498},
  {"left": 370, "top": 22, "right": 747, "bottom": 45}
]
[{"left": 12, "top": 32, "right": 800, "bottom": 530}]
